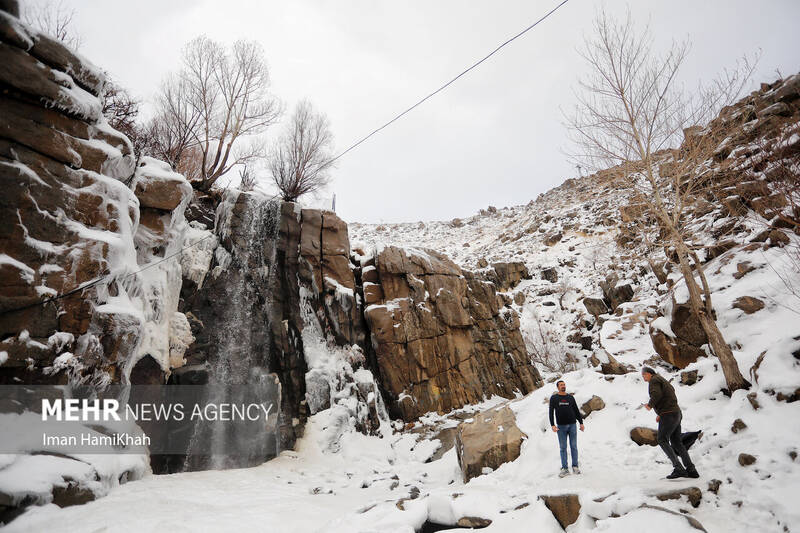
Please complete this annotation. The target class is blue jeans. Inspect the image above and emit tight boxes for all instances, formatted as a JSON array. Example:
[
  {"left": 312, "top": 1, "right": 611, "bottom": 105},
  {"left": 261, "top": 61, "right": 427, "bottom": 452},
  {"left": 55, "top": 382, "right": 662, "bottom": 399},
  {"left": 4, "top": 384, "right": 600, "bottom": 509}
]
[{"left": 557, "top": 423, "right": 578, "bottom": 469}]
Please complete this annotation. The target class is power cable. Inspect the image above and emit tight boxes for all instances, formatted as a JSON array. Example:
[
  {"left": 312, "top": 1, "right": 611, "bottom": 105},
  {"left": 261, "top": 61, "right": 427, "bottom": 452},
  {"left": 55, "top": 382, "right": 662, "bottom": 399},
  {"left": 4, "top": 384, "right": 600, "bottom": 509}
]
[
  {"left": 327, "top": 0, "right": 570, "bottom": 164},
  {"left": 1, "top": 1, "right": 570, "bottom": 316}
]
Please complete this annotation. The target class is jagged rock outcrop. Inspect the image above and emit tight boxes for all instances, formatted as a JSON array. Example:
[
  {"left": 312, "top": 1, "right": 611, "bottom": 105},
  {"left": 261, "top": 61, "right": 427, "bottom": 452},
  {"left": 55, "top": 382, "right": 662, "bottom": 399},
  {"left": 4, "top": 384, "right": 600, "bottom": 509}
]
[
  {"left": 0, "top": 5, "right": 191, "bottom": 386},
  {"left": 361, "top": 246, "right": 542, "bottom": 420},
  {"left": 0, "top": 3, "right": 168, "bottom": 519},
  {"left": 179, "top": 193, "right": 378, "bottom": 458}
]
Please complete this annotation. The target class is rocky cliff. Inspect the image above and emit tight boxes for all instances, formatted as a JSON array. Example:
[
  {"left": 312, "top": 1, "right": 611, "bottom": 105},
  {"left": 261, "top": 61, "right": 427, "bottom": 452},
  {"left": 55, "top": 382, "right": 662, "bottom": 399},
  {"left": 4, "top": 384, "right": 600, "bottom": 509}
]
[
  {"left": 0, "top": 5, "right": 193, "bottom": 387},
  {"left": 0, "top": 0, "right": 536, "bottom": 498},
  {"left": 360, "top": 246, "right": 542, "bottom": 420}
]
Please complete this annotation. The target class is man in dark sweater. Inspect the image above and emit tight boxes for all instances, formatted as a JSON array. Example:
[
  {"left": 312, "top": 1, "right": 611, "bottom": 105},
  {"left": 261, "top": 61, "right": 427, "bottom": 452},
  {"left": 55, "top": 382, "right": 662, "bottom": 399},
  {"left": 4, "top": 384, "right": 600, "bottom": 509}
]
[
  {"left": 642, "top": 366, "right": 699, "bottom": 479},
  {"left": 549, "top": 380, "right": 585, "bottom": 477}
]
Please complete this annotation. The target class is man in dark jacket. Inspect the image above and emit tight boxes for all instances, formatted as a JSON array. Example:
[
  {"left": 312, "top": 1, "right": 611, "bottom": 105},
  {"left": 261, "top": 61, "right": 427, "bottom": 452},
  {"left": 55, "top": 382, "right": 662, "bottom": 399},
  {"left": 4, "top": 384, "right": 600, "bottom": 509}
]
[
  {"left": 642, "top": 366, "right": 699, "bottom": 479},
  {"left": 549, "top": 380, "right": 585, "bottom": 477}
]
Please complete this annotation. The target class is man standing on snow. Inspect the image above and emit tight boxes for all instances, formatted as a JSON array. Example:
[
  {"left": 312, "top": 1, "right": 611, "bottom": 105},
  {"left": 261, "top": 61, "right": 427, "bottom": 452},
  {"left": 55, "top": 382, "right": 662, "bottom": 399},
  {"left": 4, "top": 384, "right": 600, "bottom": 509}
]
[
  {"left": 549, "top": 380, "right": 584, "bottom": 477},
  {"left": 642, "top": 366, "right": 699, "bottom": 479}
]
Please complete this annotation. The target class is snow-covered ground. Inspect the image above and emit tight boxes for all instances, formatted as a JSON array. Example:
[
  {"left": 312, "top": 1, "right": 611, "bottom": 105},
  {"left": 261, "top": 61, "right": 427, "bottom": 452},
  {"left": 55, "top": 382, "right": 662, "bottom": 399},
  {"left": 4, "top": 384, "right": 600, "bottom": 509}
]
[
  {"left": 8, "top": 357, "right": 798, "bottom": 532},
  {"left": 8, "top": 155, "right": 800, "bottom": 532},
  {"left": 9, "top": 224, "right": 800, "bottom": 531}
]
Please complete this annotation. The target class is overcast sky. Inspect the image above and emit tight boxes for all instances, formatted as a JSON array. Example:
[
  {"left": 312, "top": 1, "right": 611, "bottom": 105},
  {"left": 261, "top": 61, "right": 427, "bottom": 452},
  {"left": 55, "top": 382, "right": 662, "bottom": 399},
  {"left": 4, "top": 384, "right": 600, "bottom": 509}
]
[{"left": 48, "top": 0, "right": 800, "bottom": 223}]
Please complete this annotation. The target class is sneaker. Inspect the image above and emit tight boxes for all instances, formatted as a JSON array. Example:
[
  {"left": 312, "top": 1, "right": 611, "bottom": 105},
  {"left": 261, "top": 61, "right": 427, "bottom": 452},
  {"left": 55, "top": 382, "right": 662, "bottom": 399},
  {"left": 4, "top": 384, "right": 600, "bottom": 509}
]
[
  {"left": 558, "top": 468, "right": 570, "bottom": 478},
  {"left": 572, "top": 466, "right": 581, "bottom": 474},
  {"left": 666, "top": 467, "right": 688, "bottom": 479},
  {"left": 686, "top": 467, "right": 699, "bottom": 479}
]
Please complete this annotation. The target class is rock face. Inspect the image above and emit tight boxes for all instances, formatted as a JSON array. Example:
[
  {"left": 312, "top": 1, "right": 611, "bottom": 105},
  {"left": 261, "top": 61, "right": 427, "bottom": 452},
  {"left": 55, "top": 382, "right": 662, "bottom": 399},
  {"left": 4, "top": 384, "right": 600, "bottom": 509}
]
[
  {"left": 455, "top": 405, "right": 527, "bottom": 483},
  {"left": 362, "top": 246, "right": 542, "bottom": 420},
  {"left": 650, "top": 304, "right": 709, "bottom": 369},
  {"left": 487, "top": 261, "right": 531, "bottom": 290},
  {"left": 0, "top": 7, "right": 192, "bottom": 386},
  {"left": 179, "top": 194, "right": 377, "bottom": 457}
]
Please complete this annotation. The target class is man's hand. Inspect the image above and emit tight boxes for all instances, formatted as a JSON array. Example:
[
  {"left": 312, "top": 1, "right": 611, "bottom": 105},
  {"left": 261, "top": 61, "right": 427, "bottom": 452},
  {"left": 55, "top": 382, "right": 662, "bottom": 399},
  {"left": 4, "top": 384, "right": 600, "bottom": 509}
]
[
  {"left": 656, "top": 415, "right": 660, "bottom": 422},
  {"left": 551, "top": 425, "right": 558, "bottom": 432},
  {"left": 579, "top": 424, "right": 585, "bottom": 432},
  {"left": 644, "top": 403, "right": 652, "bottom": 411}
]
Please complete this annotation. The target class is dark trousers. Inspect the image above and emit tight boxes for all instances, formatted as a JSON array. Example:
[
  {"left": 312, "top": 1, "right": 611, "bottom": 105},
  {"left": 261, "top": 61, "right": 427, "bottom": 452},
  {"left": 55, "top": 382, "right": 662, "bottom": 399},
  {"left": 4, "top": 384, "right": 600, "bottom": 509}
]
[{"left": 657, "top": 411, "right": 694, "bottom": 469}]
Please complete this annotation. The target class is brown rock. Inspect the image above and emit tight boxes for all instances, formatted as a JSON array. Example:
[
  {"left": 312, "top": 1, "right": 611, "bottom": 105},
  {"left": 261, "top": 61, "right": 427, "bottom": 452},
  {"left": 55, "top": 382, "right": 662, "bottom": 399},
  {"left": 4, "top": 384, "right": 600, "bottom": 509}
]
[
  {"left": 489, "top": 262, "right": 531, "bottom": 290},
  {"left": 746, "top": 392, "right": 760, "bottom": 410},
  {"left": 544, "top": 233, "right": 563, "bottom": 246},
  {"left": 630, "top": 427, "right": 658, "bottom": 446},
  {"left": 600, "top": 353, "right": 634, "bottom": 375},
  {"left": 722, "top": 196, "right": 748, "bottom": 217},
  {"left": 365, "top": 247, "right": 542, "bottom": 420},
  {"left": 704, "top": 240, "right": 737, "bottom": 261},
  {"left": 767, "top": 230, "right": 790, "bottom": 247},
  {"left": 735, "top": 180, "right": 770, "bottom": 200},
  {"left": 541, "top": 494, "right": 581, "bottom": 529},
  {"left": 456, "top": 516, "right": 492, "bottom": 528},
  {"left": 52, "top": 480, "right": 97, "bottom": 508},
  {"left": 651, "top": 324, "right": 707, "bottom": 369},
  {"left": 751, "top": 194, "right": 788, "bottom": 218},
  {"left": 455, "top": 406, "right": 527, "bottom": 482},
  {"left": 707, "top": 479, "right": 722, "bottom": 494},
  {"left": 732, "top": 296, "right": 765, "bottom": 314},
  {"left": 671, "top": 304, "right": 708, "bottom": 346},
  {"left": 731, "top": 418, "right": 747, "bottom": 433},
  {"left": 680, "top": 369, "right": 699, "bottom": 385},
  {"left": 541, "top": 267, "right": 558, "bottom": 283},
  {"left": 732, "top": 262, "right": 756, "bottom": 279},
  {"left": 738, "top": 453, "right": 756, "bottom": 466},
  {"left": 583, "top": 297, "right": 608, "bottom": 317},
  {"left": 581, "top": 395, "right": 605, "bottom": 417},
  {"left": 655, "top": 486, "right": 702, "bottom": 508},
  {"left": 133, "top": 158, "right": 192, "bottom": 211}
]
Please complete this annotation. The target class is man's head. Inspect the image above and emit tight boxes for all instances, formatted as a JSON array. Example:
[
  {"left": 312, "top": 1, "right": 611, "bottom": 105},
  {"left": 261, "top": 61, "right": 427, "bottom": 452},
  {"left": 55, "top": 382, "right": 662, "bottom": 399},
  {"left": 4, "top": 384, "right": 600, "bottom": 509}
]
[
  {"left": 641, "top": 366, "right": 656, "bottom": 382},
  {"left": 556, "top": 380, "right": 566, "bottom": 393}
]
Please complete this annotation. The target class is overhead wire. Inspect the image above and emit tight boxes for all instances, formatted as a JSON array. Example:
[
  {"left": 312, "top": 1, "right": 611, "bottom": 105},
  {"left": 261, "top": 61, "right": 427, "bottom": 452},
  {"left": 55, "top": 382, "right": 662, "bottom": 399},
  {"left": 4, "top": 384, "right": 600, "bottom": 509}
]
[{"left": 0, "top": 1, "right": 570, "bottom": 316}]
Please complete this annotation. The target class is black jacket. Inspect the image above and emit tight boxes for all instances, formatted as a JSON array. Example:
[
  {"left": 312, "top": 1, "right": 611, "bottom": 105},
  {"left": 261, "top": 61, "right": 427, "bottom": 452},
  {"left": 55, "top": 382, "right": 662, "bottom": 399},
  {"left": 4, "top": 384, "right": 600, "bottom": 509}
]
[
  {"left": 549, "top": 393, "right": 583, "bottom": 426},
  {"left": 648, "top": 374, "right": 680, "bottom": 415}
]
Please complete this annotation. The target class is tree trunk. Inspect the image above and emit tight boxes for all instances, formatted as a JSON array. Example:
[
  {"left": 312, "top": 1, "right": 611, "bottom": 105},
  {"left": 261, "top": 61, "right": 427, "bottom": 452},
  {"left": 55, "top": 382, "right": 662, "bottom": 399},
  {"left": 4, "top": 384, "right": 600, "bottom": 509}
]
[
  {"left": 698, "top": 312, "right": 751, "bottom": 392},
  {"left": 673, "top": 240, "right": 750, "bottom": 392}
]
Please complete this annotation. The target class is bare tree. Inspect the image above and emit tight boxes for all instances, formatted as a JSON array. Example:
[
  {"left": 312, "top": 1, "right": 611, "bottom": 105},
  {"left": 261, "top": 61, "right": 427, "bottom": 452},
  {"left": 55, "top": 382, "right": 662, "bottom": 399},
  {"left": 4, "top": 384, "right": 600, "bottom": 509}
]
[
  {"left": 523, "top": 312, "right": 577, "bottom": 374},
  {"left": 152, "top": 36, "right": 280, "bottom": 191},
  {"left": 101, "top": 80, "right": 149, "bottom": 157},
  {"left": 23, "top": 0, "right": 82, "bottom": 49},
  {"left": 566, "top": 9, "right": 755, "bottom": 392},
  {"left": 238, "top": 164, "right": 257, "bottom": 192},
  {"left": 269, "top": 100, "right": 335, "bottom": 202}
]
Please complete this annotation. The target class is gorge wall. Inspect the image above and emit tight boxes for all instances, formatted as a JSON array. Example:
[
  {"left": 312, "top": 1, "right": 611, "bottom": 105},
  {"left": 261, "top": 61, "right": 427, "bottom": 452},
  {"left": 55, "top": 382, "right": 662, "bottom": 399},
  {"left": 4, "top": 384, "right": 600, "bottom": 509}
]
[{"left": 0, "top": 1, "right": 542, "bottom": 478}]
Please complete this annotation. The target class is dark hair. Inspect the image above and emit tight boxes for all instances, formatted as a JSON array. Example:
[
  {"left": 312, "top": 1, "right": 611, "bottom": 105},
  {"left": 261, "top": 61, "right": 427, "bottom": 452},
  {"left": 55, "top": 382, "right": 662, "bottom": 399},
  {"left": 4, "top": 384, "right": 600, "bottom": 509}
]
[
  {"left": 556, "top": 380, "right": 565, "bottom": 387},
  {"left": 641, "top": 366, "right": 656, "bottom": 375}
]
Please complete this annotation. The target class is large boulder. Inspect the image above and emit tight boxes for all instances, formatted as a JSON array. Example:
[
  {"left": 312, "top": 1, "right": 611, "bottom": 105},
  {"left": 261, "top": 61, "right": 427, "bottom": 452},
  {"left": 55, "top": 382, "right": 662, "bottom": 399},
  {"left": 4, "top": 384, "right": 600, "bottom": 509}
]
[
  {"left": 455, "top": 405, "right": 527, "bottom": 482},
  {"left": 650, "top": 328, "right": 707, "bottom": 369},
  {"left": 649, "top": 305, "right": 709, "bottom": 369},
  {"left": 541, "top": 494, "right": 581, "bottom": 530},
  {"left": 600, "top": 274, "right": 635, "bottom": 311},
  {"left": 630, "top": 427, "right": 658, "bottom": 446},
  {"left": 583, "top": 297, "right": 609, "bottom": 317}
]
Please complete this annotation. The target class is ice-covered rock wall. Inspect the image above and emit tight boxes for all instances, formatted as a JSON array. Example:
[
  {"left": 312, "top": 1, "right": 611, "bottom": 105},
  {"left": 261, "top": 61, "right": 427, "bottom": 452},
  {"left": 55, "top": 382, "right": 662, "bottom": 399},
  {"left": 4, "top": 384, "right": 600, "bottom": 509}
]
[{"left": 0, "top": 5, "right": 192, "bottom": 387}]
